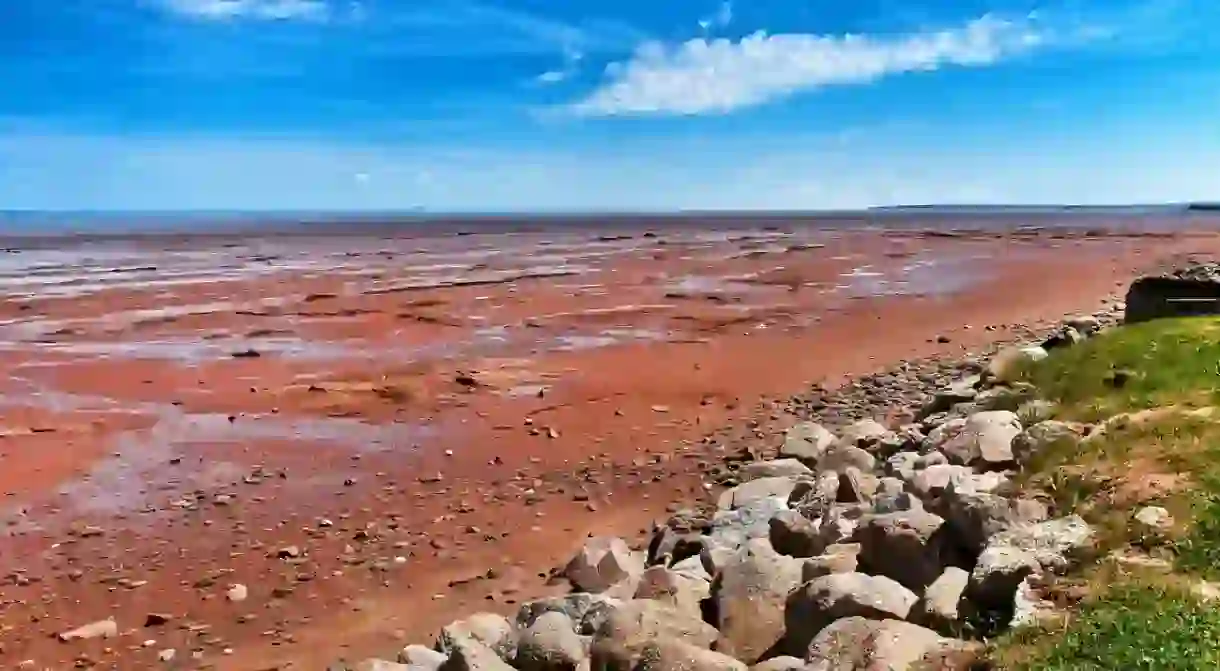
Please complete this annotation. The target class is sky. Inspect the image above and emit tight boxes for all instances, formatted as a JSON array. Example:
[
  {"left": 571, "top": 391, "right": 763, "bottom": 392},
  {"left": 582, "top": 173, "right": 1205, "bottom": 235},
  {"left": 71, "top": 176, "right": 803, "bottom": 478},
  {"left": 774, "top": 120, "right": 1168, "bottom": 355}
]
[{"left": 3, "top": 0, "right": 1220, "bottom": 211}]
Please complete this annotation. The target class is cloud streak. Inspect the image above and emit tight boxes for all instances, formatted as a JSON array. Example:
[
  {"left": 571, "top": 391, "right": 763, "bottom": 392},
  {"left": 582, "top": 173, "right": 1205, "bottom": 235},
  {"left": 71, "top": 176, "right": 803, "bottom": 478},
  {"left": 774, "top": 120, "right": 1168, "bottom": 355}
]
[
  {"left": 571, "top": 14, "right": 1050, "bottom": 117},
  {"left": 159, "top": 0, "right": 330, "bottom": 21}
]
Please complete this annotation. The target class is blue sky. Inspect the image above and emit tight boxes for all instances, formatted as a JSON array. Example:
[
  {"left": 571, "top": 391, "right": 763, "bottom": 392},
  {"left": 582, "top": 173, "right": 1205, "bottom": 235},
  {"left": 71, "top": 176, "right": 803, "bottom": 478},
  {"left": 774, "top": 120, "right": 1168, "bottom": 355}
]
[{"left": 2, "top": 0, "right": 1220, "bottom": 210}]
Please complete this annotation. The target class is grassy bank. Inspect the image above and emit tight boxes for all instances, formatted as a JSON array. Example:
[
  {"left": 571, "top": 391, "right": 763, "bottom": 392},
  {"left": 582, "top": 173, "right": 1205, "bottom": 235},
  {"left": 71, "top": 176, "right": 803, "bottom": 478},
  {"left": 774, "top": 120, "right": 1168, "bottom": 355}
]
[{"left": 990, "top": 316, "right": 1220, "bottom": 669}]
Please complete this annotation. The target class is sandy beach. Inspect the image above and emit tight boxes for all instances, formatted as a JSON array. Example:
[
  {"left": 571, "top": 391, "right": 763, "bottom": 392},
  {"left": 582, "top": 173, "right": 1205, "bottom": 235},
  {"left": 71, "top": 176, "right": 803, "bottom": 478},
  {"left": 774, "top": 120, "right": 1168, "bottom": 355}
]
[{"left": 2, "top": 217, "right": 1219, "bottom": 669}]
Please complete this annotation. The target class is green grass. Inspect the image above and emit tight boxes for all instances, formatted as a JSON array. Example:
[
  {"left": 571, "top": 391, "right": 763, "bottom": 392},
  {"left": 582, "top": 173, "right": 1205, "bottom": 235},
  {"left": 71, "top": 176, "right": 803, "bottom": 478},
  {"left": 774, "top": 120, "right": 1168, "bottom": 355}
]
[
  {"left": 997, "top": 579, "right": 1220, "bottom": 670},
  {"left": 1016, "top": 316, "right": 1220, "bottom": 422},
  {"left": 990, "top": 317, "right": 1220, "bottom": 669}
]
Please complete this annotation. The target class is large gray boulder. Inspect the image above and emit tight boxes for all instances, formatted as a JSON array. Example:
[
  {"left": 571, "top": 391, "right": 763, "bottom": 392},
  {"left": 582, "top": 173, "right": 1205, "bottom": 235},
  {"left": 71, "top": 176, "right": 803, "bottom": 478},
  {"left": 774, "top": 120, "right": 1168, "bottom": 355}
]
[
  {"left": 987, "top": 515, "right": 1093, "bottom": 573},
  {"left": 801, "top": 544, "right": 861, "bottom": 581},
  {"left": 781, "top": 422, "right": 837, "bottom": 466},
  {"left": 719, "top": 477, "right": 801, "bottom": 511},
  {"left": 631, "top": 639, "right": 747, "bottom": 671},
  {"left": 709, "top": 496, "right": 789, "bottom": 550},
  {"left": 749, "top": 657, "right": 805, "bottom": 671},
  {"left": 937, "top": 411, "right": 1021, "bottom": 469},
  {"left": 791, "top": 471, "right": 841, "bottom": 521},
  {"left": 515, "top": 612, "right": 587, "bottom": 671},
  {"left": 399, "top": 645, "right": 448, "bottom": 670},
  {"left": 738, "top": 459, "right": 813, "bottom": 482},
  {"left": 816, "top": 445, "right": 876, "bottom": 474},
  {"left": 967, "top": 545, "right": 1042, "bottom": 611},
  {"left": 564, "top": 537, "right": 646, "bottom": 596},
  {"left": 933, "top": 482, "right": 1048, "bottom": 554},
  {"left": 908, "top": 464, "right": 974, "bottom": 500},
  {"left": 837, "top": 419, "right": 892, "bottom": 448},
  {"left": 438, "top": 637, "right": 518, "bottom": 671},
  {"left": 516, "top": 593, "right": 619, "bottom": 635},
  {"left": 437, "top": 613, "right": 517, "bottom": 661},
  {"left": 914, "top": 567, "right": 969, "bottom": 632},
  {"left": 784, "top": 573, "right": 917, "bottom": 655},
  {"left": 1011, "top": 420, "right": 1084, "bottom": 466},
  {"left": 595, "top": 599, "right": 719, "bottom": 650},
  {"left": 714, "top": 539, "right": 805, "bottom": 663},
  {"left": 984, "top": 346, "right": 1049, "bottom": 383},
  {"left": 356, "top": 660, "right": 412, "bottom": 671},
  {"left": 590, "top": 600, "right": 720, "bottom": 671},
  {"left": 851, "top": 510, "right": 949, "bottom": 592},
  {"left": 634, "top": 566, "right": 711, "bottom": 617},
  {"left": 804, "top": 618, "right": 967, "bottom": 671}
]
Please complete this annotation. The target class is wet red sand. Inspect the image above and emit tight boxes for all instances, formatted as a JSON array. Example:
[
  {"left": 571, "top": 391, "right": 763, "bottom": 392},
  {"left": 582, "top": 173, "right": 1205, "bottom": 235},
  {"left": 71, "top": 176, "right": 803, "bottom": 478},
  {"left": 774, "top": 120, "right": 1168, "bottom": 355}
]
[{"left": 1, "top": 223, "right": 1219, "bottom": 668}]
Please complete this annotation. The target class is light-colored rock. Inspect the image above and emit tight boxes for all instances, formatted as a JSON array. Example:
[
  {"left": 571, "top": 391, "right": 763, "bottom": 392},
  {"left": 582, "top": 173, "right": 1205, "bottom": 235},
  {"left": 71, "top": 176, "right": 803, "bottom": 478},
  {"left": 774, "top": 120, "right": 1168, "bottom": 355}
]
[
  {"left": 908, "top": 464, "right": 973, "bottom": 499},
  {"left": 938, "top": 411, "right": 1021, "bottom": 469},
  {"left": 985, "top": 346, "right": 1048, "bottom": 383},
  {"left": 739, "top": 459, "right": 813, "bottom": 482},
  {"left": 801, "top": 544, "right": 861, "bottom": 581},
  {"left": 1009, "top": 575, "right": 1054, "bottom": 629},
  {"left": 884, "top": 452, "right": 920, "bottom": 482},
  {"left": 1134, "top": 506, "right": 1175, "bottom": 534},
  {"left": 58, "top": 618, "right": 118, "bottom": 642},
  {"left": 634, "top": 566, "right": 711, "bottom": 617},
  {"left": 804, "top": 618, "right": 964, "bottom": 671},
  {"left": 784, "top": 573, "right": 917, "bottom": 654},
  {"left": 915, "top": 567, "right": 969, "bottom": 632},
  {"left": 439, "top": 638, "right": 518, "bottom": 671},
  {"left": 515, "top": 612, "right": 587, "bottom": 671},
  {"left": 399, "top": 645, "right": 449, "bottom": 670},
  {"left": 934, "top": 482, "right": 1047, "bottom": 554},
  {"left": 632, "top": 638, "right": 747, "bottom": 671},
  {"left": 516, "top": 594, "right": 619, "bottom": 636},
  {"left": 781, "top": 422, "right": 838, "bottom": 466},
  {"left": 817, "top": 445, "right": 876, "bottom": 474},
  {"left": 838, "top": 419, "right": 891, "bottom": 447},
  {"left": 749, "top": 656, "right": 805, "bottom": 671},
  {"left": 671, "top": 556, "right": 711, "bottom": 581},
  {"left": 564, "top": 537, "right": 646, "bottom": 596},
  {"left": 968, "top": 545, "right": 1042, "bottom": 610},
  {"left": 1066, "top": 315, "right": 1102, "bottom": 335},
  {"left": 226, "top": 583, "right": 249, "bottom": 602},
  {"left": 851, "top": 510, "right": 948, "bottom": 591},
  {"left": 922, "top": 418, "right": 966, "bottom": 454},
  {"left": 596, "top": 599, "right": 719, "bottom": 651},
  {"left": 816, "top": 506, "right": 863, "bottom": 549},
  {"left": 835, "top": 468, "right": 878, "bottom": 505},
  {"left": 715, "top": 539, "right": 804, "bottom": 663},
  {"left": 791, "top": 471, "right": 840, "bottom": 521},
  {"left": 438, "top": 613, "right": 518, "bottom": 661},
  {"left": 356, "top": 660, "right": 412, "bottom": 671},
  {"left": 719, "top": 477, "right": 801, "bottom": 511},
  {"left": 1011, "top": 420, "right": 1083, "bottom": 466},
  {"left": 590, "top": 600, "right": 720, "bottom": 671},
  {"left": 988, "top": 515, "right": 1094, "bottom": 573},
  {"left": 710, "top": 496, "right": 789, "bottom": 550},
  {"left": 921, "top": 378, "right": 980, "bottom": 418}
]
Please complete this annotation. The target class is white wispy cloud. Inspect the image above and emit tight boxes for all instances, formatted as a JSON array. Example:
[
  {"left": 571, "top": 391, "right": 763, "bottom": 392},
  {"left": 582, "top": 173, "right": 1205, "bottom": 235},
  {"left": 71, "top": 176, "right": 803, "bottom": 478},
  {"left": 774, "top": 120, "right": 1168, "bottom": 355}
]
[
  {"left": 159, "top": 0, "right": 330, "bottom": 21},
  {"left": 698, "top": 2, "right": 733, "bottom": 33},
  {"left": 537, "top": 45, "right": 585, "bottom": 85},
  {"left": 571, "top": 14, "right": 1051, "bottom": 117}
]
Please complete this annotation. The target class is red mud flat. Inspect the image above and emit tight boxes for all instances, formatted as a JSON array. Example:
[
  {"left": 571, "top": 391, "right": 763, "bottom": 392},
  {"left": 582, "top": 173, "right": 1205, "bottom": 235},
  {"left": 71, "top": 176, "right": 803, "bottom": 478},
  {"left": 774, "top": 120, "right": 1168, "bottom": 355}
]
[{"left": 1, "top": 221, "right": 1219, "bottom": 669}]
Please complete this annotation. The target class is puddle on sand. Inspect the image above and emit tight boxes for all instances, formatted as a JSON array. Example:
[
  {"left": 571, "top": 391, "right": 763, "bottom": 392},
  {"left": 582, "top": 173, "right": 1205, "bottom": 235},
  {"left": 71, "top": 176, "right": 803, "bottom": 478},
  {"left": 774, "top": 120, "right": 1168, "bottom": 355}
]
[
  {"left": 836, "top": 254, "right": 989, "bottom": 298},
  {"left": 4, "top": 407, "right": 440, "bottom": 532}
]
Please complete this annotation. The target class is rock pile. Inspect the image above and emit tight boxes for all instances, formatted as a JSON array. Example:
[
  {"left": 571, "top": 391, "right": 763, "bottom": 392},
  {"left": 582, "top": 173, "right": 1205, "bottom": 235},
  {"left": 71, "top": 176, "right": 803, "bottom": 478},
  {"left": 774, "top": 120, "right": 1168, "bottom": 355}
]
[{"left": 337, "top": 315, "right": 1114, "bottom": 671}]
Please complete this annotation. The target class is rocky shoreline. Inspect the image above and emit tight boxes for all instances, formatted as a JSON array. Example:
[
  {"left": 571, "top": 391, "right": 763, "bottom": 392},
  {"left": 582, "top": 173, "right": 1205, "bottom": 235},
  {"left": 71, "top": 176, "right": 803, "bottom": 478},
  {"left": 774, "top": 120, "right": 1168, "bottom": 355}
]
[{"left": 327, "top": 296, "right": 1130, "bottom": 670}]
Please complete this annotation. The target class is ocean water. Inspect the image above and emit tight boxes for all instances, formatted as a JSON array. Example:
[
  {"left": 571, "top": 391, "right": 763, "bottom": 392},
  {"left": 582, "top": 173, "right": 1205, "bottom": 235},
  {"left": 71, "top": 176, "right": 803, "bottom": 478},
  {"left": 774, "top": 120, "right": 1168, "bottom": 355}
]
[{"left": 0, "top": 205, "right": 1217, "bottom": 237}]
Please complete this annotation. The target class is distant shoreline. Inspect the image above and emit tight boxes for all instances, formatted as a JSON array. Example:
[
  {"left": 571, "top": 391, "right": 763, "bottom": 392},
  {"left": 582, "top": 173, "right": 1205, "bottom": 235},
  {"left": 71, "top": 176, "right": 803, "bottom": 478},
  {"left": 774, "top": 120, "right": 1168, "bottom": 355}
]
[{"left": 0, "top": 205, "right": 1218, "bottom": 239}]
